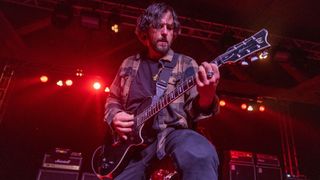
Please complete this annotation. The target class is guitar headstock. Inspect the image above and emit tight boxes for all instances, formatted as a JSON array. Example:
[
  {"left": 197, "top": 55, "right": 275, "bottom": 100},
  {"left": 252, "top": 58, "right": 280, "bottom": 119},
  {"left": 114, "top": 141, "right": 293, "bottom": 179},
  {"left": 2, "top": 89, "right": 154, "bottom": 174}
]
[{"left": 214, "top": 29, "right": 271, "bottom": 66}]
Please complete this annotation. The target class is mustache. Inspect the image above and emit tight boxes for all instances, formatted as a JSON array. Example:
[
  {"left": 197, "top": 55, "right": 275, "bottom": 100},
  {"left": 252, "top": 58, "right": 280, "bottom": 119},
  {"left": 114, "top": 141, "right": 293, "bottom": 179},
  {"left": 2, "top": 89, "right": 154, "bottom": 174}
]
[{"left": 157, "top": 38, "right": 168, "bottom": 42}]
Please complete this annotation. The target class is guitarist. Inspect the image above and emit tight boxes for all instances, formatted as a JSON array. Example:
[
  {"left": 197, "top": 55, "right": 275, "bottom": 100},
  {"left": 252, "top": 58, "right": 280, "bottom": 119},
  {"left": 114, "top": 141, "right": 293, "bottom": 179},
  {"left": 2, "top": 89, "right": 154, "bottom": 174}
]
[{"left": 104, "top": 2, "right": 220, "bottom": 180}]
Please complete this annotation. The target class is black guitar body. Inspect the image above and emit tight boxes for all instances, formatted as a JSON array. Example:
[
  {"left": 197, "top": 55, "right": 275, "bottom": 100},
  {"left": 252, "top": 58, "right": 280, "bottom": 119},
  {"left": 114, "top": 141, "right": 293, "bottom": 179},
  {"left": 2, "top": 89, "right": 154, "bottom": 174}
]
[{"left": 93, "top": 97, "right": 157, "bottom": 179}]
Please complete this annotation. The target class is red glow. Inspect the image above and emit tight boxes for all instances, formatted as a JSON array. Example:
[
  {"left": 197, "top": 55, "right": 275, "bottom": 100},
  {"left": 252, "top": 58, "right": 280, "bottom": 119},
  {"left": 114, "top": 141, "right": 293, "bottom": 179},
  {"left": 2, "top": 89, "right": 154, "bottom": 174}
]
[
  {"left": 105, "top": 87, "right": 110, "bottom": 93},
  {"left": 56, "top": 80, "right": 63, "bottom": 87},
  {"left": 40, "top": 75, "right": 48, "bottom": 83},
  {"left": 241, "top": 103, "right": 247, "bottom": 110},
  {"left": 65, "top": 79, "right": 73, "bottom": 86},
  {"left": 219, "top": 100, "right": 226, "bottom": 107},
  {"left": 93, "top": 82, "right": 101, "bottom": 90},
  {"left": 259, "top": 105, "right": 265, "bottom": 112}
]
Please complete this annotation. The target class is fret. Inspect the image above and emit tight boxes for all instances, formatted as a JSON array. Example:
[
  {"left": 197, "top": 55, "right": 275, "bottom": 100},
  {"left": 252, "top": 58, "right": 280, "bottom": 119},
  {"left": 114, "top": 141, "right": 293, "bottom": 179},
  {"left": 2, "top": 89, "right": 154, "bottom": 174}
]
[
  {"left": 188, "top": 78, "right": 194, "bottom": 87},
  {"left": 164, "top": 95, "right": 168, "bottom": 105},
  {"left": 174, "top": 89, "right": 178, "bottom": 97},
  {"left": 157, "top": 101, "right": 160, "bottom": 111},
  {"left": 169, "top": 91, "right": 174, "bottom": 100},
  {"left": 183, "top": 81, "right": 188, "bottom": 91},
  {"left": 160, "top": 97, "right": 165, "bottom": 107},
  {"left": 155, "top": 103, "right": 159, "bottom": 112}
]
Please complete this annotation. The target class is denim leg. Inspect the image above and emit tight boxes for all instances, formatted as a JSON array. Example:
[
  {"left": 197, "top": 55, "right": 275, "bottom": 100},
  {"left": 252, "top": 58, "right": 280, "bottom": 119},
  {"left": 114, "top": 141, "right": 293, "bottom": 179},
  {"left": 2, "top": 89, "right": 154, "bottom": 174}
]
[
  {"left": 114, "top": 141, "right": 157, "bottom": 180},
  {"left": 165, "top": 129, "right": 219, "bottom": 180}
]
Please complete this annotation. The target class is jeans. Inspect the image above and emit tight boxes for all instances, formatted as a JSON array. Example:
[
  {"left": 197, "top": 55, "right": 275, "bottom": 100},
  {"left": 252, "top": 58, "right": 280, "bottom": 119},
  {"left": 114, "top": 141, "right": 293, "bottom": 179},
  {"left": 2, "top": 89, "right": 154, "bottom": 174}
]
[{"left": 115, "top": 129, "right": 219, "bottom": 180}]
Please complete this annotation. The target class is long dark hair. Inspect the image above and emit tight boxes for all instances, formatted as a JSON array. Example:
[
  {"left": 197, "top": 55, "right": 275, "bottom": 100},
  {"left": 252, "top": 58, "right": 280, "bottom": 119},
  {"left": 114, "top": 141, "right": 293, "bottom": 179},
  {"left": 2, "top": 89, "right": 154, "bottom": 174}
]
[{"left": 135, "top": 2, "right": 180, "bottom": 42}]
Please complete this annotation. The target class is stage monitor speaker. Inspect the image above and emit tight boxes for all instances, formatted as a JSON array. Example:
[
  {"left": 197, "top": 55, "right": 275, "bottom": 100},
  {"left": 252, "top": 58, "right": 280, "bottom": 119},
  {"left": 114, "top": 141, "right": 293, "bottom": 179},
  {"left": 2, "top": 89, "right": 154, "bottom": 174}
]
[
  {"left": 224, "top": 162, "right": 255, "bottom": 180},
  {"left": 37, "top": 169, "right": 79, "bottom": 180},
  {"left": 81, "top": 172, "right": 101, "bottom": 180},
  {"left": 256, "top": 165, "right": 282, "bottom": 180}
]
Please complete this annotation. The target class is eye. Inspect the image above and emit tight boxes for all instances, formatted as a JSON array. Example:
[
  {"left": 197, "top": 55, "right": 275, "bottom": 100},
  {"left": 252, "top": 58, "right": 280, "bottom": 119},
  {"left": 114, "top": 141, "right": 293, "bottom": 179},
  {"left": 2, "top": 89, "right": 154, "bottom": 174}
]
[{"left": 166, "top": 24, "right": 174, "bottom": 30}]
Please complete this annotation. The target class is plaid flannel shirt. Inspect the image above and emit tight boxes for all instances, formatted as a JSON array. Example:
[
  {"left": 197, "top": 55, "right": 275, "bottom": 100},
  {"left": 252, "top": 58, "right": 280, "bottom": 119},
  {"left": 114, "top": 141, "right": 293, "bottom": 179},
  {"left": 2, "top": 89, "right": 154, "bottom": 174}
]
[{"left": 104, "top": 49, "right": 219, "bottom": 159}]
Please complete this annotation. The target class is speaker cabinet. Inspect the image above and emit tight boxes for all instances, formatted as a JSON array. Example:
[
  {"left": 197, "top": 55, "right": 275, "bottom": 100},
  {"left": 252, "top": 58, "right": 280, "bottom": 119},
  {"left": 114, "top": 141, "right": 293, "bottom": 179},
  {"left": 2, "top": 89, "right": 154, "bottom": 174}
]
[
  {"left": 256, "top": 165, "right": 282, "bottom": 180},
  {"left": 37, "top": 169, "right": 79, "bottom": 180},
  {"left": 224, "top": 162, "right": 255, "bottom": 180},
  {"left": 81, "top": 172, "right": 100, "bottom": 180}
]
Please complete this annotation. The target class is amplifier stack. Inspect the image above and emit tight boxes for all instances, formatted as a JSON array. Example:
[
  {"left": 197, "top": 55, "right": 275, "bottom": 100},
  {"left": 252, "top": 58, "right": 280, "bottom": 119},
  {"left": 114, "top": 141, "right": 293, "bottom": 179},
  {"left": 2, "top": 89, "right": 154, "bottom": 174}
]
[
  {"left": 37, "top": 148, "right": 82, "bottom": 180},
  {"left": 223, "top": 150, "right": 282, "bottom": 180}
]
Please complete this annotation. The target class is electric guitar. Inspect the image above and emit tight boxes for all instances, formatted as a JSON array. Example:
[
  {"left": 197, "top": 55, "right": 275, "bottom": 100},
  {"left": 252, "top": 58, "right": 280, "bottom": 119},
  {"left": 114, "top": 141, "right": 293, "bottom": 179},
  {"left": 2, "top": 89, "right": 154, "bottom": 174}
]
[{"left": 91, "top": 29, "right": 271, "bottom": 179}]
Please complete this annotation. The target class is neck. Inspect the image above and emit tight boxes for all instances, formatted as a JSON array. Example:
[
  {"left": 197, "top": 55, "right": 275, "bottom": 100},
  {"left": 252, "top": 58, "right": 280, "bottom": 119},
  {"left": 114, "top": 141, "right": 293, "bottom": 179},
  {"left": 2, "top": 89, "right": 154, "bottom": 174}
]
[{"left": 147, "top": 50, "right": 163, "bottom": 60}]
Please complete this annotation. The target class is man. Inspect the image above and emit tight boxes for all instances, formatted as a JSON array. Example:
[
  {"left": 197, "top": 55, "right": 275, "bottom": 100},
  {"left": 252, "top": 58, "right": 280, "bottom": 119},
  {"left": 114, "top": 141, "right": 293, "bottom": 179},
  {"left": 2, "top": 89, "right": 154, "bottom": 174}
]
[{"left": 105, "top": 2, "right": 220, "bottom": 179}]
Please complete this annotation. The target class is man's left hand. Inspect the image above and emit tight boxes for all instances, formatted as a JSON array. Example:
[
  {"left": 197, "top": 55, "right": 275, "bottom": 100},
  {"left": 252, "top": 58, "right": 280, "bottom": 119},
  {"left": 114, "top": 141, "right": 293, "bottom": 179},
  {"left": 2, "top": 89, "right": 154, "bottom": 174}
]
[{"left": 195, "top": 62, "right": 220, "bottom": 109}]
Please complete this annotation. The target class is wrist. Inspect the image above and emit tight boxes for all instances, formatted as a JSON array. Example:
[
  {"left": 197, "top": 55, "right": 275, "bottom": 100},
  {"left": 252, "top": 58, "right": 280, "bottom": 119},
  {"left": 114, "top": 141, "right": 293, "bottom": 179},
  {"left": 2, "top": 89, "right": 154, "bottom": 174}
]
[{"left": 198, "top": 94, "right": 215, "bottom": 109}]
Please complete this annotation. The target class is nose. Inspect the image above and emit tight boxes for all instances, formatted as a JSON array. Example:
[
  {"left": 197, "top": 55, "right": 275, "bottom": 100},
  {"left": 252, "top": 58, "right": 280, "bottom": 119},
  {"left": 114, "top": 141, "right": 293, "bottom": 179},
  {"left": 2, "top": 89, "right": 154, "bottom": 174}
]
[{"left": 161, "top": 26, "right": 168, "bottom": 36}]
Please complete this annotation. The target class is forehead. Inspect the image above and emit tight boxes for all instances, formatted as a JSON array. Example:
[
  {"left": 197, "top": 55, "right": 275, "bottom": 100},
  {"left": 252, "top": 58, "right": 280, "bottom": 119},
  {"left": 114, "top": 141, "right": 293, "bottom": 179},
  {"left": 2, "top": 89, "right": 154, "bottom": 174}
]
[{"left": 160, "top": 11, "right": 173, "bottom": 23}]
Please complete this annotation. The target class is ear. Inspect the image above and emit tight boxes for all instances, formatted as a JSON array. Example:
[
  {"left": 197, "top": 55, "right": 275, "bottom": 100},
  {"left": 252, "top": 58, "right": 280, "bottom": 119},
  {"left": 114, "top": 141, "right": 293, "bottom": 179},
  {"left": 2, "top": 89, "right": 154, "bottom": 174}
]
[
  {"left": 141, "top": 33, "right": 147, "bottom": 40},
  {"left": 139, "top": 33, "right": 149, "bottom": 46}
]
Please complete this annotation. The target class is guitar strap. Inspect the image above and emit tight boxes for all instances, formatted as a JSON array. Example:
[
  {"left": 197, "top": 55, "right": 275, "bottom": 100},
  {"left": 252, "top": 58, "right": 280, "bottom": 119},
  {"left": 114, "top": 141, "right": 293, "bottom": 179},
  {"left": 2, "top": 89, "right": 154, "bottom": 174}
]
[
  {"left": 152, "top": 53, "right": 179, "bottom": 104},
  {"left": 152, "top": 53, "right": 179, "bottom": 160}
]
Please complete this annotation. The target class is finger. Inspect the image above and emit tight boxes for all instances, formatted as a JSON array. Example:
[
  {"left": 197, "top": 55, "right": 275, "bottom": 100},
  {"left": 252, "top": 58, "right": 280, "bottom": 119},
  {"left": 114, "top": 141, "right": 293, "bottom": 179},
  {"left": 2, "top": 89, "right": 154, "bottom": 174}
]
[
  {"left": 117, "top": 127, "right": 132, "bottom": 133},
  {"left": 118, "top": 121, "right": 134, "bottom": 128},
  {"left": 114, "top": 114, "right": 134, "bottom": 122},
  {"left": 201, "top": 62, "right": 212, "bottom": 73},
  {"left": 210, "top": 63, "right": 220, "bottom": 77},
  {"left": 196, "top": 66, "right": 206, "bottom": 87},
  {"left": 209, "top": 63, "right": 220, "bottom": 83},
  {"left": 120, "top": 114, "right": 134, "bottom": 121},
  {"left": 201, "top": 62, "right": 214, "bottom": 82}
]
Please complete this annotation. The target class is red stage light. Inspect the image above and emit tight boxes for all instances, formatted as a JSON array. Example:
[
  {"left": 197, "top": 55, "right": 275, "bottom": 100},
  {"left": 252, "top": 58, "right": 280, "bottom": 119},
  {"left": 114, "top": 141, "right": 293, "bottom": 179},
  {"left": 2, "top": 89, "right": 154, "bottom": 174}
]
[
  {"left": 247, "top": 105, "right": 254, "bottom": 111},
  {"left": 241, "top": 103, "right": 247, "bottom": 110},
  {"left": 40, "top": 75, "right": 48, "bottom": 83},
  {"left": 259, "top": 105, "right": 265, "bottom": 112},
  {"left": 219, "top": 100, "right": 226, "bottom": 107},
  {"left": 105, "top": 87, "right": 110, "bottom": 93},
  {"left": 76, "top": 69, "right": 84, "bottom": 77},
  {"left": 65, "top": 79, "right": 73, "bottom": 86},
  {"left": 56, "top": 80, "right": 63, "bottom": 86},
  {"left": 93, "top": 82, "right": 101, "bottom": 90}
]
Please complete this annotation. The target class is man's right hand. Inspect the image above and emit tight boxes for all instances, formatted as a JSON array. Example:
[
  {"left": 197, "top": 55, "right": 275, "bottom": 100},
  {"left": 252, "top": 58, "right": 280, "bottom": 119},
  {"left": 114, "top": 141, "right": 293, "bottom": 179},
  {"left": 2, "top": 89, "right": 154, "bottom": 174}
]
[{"left": 112, "top": 111, "right": 134, "bottom": 140}]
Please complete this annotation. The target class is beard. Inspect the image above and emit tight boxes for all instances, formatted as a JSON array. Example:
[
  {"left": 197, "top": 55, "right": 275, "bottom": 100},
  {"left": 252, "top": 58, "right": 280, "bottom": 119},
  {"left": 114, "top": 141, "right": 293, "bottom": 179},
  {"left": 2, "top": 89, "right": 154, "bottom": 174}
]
[{"left": 151, "top": 38, "right": 171, "bottom": 55}]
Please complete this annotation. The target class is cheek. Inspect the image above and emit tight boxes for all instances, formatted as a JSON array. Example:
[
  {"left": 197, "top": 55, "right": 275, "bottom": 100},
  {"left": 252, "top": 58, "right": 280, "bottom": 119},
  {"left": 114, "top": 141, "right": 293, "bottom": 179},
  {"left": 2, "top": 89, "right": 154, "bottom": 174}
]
[{"left": 168, "top": 32, "right": 174, "bottom": 42}]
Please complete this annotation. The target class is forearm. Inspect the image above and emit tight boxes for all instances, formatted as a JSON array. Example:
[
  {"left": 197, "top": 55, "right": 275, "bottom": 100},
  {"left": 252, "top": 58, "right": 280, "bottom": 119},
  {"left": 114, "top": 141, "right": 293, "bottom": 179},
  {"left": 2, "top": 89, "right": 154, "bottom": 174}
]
[
  {"left": 104, "top": 95, "right": 123, "bottom": 126},
  {"left": 184, "top": 87, "right": 220, "bottom": 122}
]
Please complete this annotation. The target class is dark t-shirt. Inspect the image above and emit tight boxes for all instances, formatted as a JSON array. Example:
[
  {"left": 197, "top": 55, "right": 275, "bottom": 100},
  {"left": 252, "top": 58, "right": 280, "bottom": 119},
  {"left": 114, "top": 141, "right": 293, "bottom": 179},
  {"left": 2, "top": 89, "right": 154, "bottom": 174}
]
[{"left": 126, "top": 57, "right": 161, "bottom": 115}]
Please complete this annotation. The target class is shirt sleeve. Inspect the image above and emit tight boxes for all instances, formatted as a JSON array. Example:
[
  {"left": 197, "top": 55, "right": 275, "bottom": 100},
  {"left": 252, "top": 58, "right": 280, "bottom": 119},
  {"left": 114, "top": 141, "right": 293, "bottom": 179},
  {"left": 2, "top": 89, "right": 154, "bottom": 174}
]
[{"left": 104, "top": 62, "right": 125, "bottom": 127}]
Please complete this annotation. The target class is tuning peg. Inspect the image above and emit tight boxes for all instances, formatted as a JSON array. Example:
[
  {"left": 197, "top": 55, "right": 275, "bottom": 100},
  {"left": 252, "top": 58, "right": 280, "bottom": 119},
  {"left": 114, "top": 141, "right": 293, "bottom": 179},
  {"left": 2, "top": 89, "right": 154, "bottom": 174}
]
[
  {"left": 259, "top": 51, "right": 269, "bottom": 59},
  {"left": 241, "top": 61, "right": 249, "bottom": 66},
  {"left": 250, "top": 56, "right": 259, "bottom": 62}
]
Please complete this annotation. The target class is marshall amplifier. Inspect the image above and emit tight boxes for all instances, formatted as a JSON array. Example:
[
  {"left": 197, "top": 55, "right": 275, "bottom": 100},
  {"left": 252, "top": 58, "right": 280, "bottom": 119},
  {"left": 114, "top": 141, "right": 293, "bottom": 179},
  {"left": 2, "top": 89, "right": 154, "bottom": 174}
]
[
  {"left": 223, "top": 162, "right": 255, "bottom": 180},
  {"left": 42, "top": 148, "right": 82, "bottom": 171},
  {"left": 225, "top": 150, "right": 254, "bottom": 164},
  {"left": 37, "top": 169, "right": 79, "bottom": 180},
  {"left": 256, "top": 165, "right": 282, "bottom": 180},
  {"left": 256, "top": 153, "right": 280, "bottom": 167}
]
